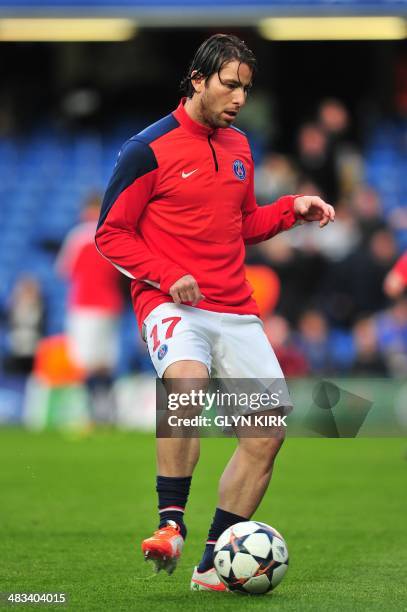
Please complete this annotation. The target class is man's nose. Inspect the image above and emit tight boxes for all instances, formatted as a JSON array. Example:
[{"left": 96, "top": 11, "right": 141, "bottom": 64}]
[{"left": 232, "top": 87, "right": 246, "bottom": 107}]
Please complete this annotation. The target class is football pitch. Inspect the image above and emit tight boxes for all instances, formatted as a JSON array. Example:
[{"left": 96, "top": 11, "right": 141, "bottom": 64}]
[{"left": 1, "top": 429, "right": 406, "bottom": 611}]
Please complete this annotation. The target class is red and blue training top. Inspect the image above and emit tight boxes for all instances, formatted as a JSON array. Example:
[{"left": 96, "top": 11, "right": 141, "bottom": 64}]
[{"left": 95, "top": 99, "right": 299, "bottom": 329}]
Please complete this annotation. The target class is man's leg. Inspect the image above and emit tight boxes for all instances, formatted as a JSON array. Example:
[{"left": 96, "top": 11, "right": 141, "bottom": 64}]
[
  {"left": 218, "top": 432, "right": 285, "bottom": 515},
  {"left": 197, "top": 429, "right": 284, "bottom": 574},
  {"left": 85, "top": 367, "right": 116, "bottom": 424},
  {"left": 143, "top": 360, "right": 208, "bottom": 573},
  {"left": 67, "top": 311, "right": 119, "bottom": 424},
  {"left": 196, "top": 316, "right": 289, "bottom": 577}
]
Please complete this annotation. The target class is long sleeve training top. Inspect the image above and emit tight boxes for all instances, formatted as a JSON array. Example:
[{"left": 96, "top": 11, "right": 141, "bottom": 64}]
[{"left": 96, "top": 99, "right": 299, "bottom": 329}]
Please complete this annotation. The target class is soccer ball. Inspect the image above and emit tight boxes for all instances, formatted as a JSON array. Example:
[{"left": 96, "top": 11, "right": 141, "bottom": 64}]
[{"left": 213, "top": 521, "right": 289, "bottom": 595}]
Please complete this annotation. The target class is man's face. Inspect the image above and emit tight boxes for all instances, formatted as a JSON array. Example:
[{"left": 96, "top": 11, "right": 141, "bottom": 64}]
[{"left": 193, "top": 60, "right": 252, "bottom": 129}]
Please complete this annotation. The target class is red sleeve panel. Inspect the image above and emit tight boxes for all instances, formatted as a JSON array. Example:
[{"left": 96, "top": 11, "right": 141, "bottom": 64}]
[
  {"left": 242, "top": 165, "right": 298, "bottom": 245},
  {"left": 95, "top": 137, "right": 187, "bottom": 294}
]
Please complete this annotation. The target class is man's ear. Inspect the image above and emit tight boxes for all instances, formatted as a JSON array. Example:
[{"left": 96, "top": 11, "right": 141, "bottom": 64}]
[{"left": 190, "top": 70, "right": 205, "bottom": 94}]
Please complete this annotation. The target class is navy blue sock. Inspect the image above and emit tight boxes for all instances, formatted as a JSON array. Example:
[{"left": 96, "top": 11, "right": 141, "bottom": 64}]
[
  {"left": 197, "top": 507, "right": 249, "bottom": 572},
  {"left": 156, "top": 475, "right": 191, "bottom": 540}
]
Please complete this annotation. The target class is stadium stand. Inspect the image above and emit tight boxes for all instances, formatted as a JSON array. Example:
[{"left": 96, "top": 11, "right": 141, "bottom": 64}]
[{"left": 0, "top": 117, "right": 406, "bottom": 377}]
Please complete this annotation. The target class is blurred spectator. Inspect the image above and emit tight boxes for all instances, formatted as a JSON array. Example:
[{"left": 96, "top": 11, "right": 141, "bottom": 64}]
[
  {"left": 252, "top": 235, "right": 326, "bottom": 324},
  {"left": 318, "top": 98, "right": 363, "bottom": 196},
  {"left": 319, "top": 98, "right": 349, "bottom": 139},
  {"left": 56, "top": 193, "right": 125, "bottom": 422},
  {"left": 254, "top": 233, "right": 295, "bottom": 266},
  {"left": 296, "top": 122, "right": 338, "bottom": 203},
  {"left": 236, "top": 90, "right": 275, "bottom": 146},
  {"left": 376, "top": 299, "right": 407, "bottom": 377},
  {"left": 351, "top": 317, "right": 388, "bottom": 376},
  {"left": 295, "top": 310, "right": 333, "bottom": 374},
  {"left": 4, "top": 277, "right": 45, "bottom": 376},
  {"left": 387, "top": 207, "right": 407, "bottom": 238},
  {"left": 350, "top": 185, "right": 384, "bottom": 244},
  {"left": 255, "top": 153, "right": 298, "bottom": 204},
  {"left": 325, "top": 228, "right": 397, "bottom": 324},
  {"left": 295, "top": 177, "right": 323, "bottom": 200},
  {"left": 264, "top": 315, "right": 309, "bottom": 377},
  {"left": 247, "top": 98, "right": 405, "bottom": 384},
  {"left": 286, "top": 200, "right": 360, "bottom": 262}
]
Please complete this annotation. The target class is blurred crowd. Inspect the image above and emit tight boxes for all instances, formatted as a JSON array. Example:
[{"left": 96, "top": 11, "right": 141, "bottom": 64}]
[
  {"left": 251, "top": 99, "right": 407, "bottom": 378},
  {"left": 1, "top": 98, "right": 406, "bottom": 385}
]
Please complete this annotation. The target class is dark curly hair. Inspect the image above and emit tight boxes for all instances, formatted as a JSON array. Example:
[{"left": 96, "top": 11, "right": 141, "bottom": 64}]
[{"left": 180, "top": 33, "right": 257, "bottom": 98}]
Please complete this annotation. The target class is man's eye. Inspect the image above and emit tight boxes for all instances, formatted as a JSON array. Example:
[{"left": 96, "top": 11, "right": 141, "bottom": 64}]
[{"left": 223, "top": 81, "right": 251, "bottom": 94}]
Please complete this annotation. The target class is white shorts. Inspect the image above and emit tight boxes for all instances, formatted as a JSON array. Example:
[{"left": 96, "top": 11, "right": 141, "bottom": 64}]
[
  {"left": 143, "top": 303, "right": 286, "bottom": 380},
  {"left": 66, "top": 309, "right": 119, "bottom": 371}
]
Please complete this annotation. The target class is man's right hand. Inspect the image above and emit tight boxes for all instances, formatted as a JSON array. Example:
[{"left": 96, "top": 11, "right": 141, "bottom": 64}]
[{"left": 169, "top": 275, "right": 205, "bottom": 306}]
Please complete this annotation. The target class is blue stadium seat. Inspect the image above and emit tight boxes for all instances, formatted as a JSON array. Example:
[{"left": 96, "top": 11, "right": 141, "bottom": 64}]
[{"left": 365, "top": 120, "right": 407, "bottom": 247}]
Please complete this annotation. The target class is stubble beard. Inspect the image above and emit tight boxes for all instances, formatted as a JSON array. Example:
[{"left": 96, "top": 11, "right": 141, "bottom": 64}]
[{"left": 199, "top": 96, "right": 230, "bottom": 129}]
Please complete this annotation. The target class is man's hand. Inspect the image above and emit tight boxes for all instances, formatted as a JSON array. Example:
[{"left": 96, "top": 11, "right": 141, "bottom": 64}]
[
  {"left": 294, "top": 196, "right": 335, "bottom": 228},
  {"left": 169, "top": 274, "right": 205, "bottom": 306}
]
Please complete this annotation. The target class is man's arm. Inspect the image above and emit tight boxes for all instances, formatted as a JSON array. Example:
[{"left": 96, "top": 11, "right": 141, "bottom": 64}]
[
  {"left": 242, "top": 162, "right": 334, "bottom": 245},
  {"left": 95, "top": 139, "right": 187, "bottom": 294},
  {"left": 55, "top": 226, "right": 84, "bottom": 279}
]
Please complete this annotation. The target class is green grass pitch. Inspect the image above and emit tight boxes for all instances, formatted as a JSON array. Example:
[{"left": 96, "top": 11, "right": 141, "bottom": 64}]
[{"left": 1, "top": 429, "right": 406, "bottom": 611}]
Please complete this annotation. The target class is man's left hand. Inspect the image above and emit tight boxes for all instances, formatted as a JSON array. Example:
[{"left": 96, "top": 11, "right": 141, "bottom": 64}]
[{"left": 294, "top": 196, "right": 335, "bottom": 228}]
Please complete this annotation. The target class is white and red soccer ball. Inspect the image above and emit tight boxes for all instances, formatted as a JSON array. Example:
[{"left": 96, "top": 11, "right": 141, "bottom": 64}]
[{"left": 213, "top": 521, "right": 289, "bottom": 595}]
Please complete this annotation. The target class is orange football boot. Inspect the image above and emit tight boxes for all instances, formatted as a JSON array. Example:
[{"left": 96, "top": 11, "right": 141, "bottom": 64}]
[{"left": 141, "top": 520, "right": 184, "bottom": 575}]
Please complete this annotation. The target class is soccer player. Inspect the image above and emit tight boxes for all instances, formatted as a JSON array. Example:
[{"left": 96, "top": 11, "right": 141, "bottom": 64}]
[
  {"left": 95, "top": 34, "right": 335, "bottom": 591},
  {"left": 57, "top": 193, "right": 124, "bottom": 422}
]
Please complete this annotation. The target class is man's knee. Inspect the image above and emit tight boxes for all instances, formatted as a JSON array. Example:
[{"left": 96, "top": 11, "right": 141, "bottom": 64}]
[
  {"left": 162, "top": 360, "right": 209, "bottom": 425},
  {"left": 239, "top": 434, "right": 285, "bottom": 470},
  {"left": 164, "top": 360, "right": 209, "bottom": 396},
  {"left": 164, "top": 359, "right": 209, "bottom": 381}
]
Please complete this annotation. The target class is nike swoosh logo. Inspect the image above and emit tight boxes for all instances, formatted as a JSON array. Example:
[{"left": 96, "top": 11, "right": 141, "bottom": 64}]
[
  {"left": 191, "top": 578, "right": 226, "bottom": 591},
  {"left": 182, "top": 169, "right": 198, "bottom": 179}
]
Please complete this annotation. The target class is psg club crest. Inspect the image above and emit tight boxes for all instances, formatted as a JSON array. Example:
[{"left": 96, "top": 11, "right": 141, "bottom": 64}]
[
  {"left": 233, "top": 159, "right": 246, "bottom": 181},
  {"left": 157, "top": 344, "right": 168, "bottom": 360}
]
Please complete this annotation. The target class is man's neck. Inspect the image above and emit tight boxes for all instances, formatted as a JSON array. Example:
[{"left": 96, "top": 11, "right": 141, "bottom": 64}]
[{"left": 184, "top": 97, "right": 210, "bottom": 129}]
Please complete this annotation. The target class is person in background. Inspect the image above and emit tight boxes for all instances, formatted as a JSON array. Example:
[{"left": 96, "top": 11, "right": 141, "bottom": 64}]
[
  {"left": 330, "top": 228, "right": 397, "bottom": 325},
  {"left": 318, "top": 98, "right": 363, "bottom": 196},
  {"left": 254, "top": 152, "right": 298, "bottom": 204},
  {"left": 318, "top": 98, "right": 349, "bottom": 141},
  {"left": 295, "top": 309, "right": 333, "bottom": 374},
  {"left": 263, "top": 314, "right": 309, "bottom": 377},
  {"left": 375, "top": 299, "right": 407, "bottom": 377},
  {"left": 56, "top": 193, "right": 125, "bottom": 423},
  {"left": 350, "top": 185, "right": 384, "bottom": 244},
  {"left": 296, "top": 122, "right": 339, "bottom": 203},
  {"left": 351, "top": 317, "right": 388, "bottom": 376},
  {"left": 4, "top": 277, "right": 45, "bottom": 376}
]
